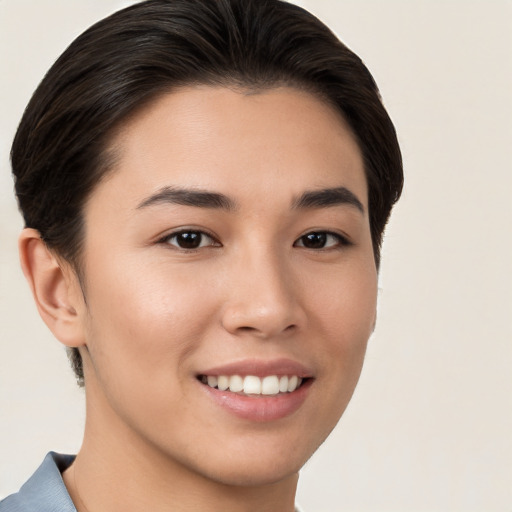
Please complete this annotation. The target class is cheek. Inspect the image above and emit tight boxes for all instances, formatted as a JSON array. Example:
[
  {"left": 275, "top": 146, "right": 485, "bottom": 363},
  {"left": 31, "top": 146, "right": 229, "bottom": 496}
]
[
  {"left": 307, "top": 257, "right": 377, "bottom": 388},
  {"left": 287, "top": 258, "right": 377, "bottom": 453},
  {"left": 81, "top": 255, "right": 219, "bottom": 389},
  {"left": 308, "top": 256, "right": 377, "bottom": 338}
]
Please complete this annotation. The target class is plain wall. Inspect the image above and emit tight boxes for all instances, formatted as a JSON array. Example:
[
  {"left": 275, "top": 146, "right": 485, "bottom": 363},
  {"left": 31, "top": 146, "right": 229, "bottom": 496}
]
[{"left": 1, "top": 1, "right": 511, "bottom": 510}]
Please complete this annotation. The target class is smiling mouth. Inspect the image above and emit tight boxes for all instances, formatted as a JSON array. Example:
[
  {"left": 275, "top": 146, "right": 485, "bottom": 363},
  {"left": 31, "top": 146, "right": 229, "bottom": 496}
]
[{"left": 198, "top": 374, "right": 307, "bottom": 396}]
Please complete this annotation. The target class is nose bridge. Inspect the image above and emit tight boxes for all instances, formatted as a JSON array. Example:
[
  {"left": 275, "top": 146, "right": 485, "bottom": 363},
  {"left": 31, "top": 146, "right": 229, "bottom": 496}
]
[{"left": 222, "top": 241, "right": 301, "bottom": 337}]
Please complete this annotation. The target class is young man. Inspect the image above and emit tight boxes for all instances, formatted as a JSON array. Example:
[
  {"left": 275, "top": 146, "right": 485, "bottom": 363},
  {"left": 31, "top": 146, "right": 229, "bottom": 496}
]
[{"left": 1, "top": 1, "right": 402, "bottom": 510}]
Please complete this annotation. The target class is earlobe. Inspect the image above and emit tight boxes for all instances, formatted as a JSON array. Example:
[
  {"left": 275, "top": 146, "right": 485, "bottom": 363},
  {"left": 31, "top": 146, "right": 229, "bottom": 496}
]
[{"left": 18, "top": 228, "right": 85, "bottom": 348}]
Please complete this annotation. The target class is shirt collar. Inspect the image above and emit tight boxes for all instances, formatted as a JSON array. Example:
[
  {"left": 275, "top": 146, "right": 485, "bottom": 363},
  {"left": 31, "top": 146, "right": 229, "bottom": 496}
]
[{"left": 1, "top": 452, "right": 76, "bottom": 512}]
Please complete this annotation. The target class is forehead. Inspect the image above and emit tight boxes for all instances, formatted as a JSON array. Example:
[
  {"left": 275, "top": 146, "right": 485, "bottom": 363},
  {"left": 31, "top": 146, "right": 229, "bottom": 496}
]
[{"left": 90, "top": 85, "right": 367, "bottom": 214}]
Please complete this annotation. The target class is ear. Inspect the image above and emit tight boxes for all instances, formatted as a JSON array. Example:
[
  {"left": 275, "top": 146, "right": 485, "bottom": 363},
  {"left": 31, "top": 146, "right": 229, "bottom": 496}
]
[{"left": 18, "top": 228, "right": 86, "bottom": 348}]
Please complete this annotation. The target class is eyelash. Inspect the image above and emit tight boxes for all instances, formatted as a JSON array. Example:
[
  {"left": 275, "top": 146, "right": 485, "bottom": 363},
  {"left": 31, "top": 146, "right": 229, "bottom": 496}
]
[
  {"left": 157, "top": 229, "right": 351, "bottom": 251},
  {"left": 158, "top": 229, "right": 220, "bottom": 251},
  {"left": 294, "top": 231, "right": 351, "bottom": 250}
]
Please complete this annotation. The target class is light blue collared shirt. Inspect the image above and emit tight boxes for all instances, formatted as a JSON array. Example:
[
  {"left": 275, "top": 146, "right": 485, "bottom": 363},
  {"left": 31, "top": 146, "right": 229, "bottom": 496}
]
[{"left": 0, "top": 452, "right": 76, "bottom": 511}]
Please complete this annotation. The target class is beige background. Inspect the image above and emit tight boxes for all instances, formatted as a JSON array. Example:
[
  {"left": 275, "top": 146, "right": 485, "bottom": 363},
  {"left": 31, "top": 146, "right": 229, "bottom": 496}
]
[{"left": 1, "top": 1, "right": 511, "bottom": 510}]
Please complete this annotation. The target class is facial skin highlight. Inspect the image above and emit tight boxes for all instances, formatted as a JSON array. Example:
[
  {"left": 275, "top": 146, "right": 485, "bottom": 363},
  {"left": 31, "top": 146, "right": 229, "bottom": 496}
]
[{"left": 55, "top": 86, "right": 377, "bottom": 511}]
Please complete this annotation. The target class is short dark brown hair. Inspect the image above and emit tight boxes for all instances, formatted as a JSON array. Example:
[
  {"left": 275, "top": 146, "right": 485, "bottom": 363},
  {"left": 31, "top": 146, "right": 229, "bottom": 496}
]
[{"left": 12, "top": 0, "right": 403, "bottom": 385}]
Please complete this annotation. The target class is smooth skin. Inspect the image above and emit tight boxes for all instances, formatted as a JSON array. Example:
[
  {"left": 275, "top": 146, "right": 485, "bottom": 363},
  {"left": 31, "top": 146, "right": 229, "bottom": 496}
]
[{"left": 19, "top": 86, "right": 378, "bottom": 512}]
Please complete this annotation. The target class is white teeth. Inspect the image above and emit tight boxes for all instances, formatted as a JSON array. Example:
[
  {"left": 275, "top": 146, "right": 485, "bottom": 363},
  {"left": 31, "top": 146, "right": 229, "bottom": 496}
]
[
  {"left": 217, "top": 375, "right": 229, "bottom": 391},
  {"left": 287, "top": 375, "right": 298, "bottom": 392},
  {"left": 261, "top": 376, "right": 280, "bottom": 395},
  {"left": 243, "top": 375, "right": 261, "bottom": 394},
  {"left": 229, "top": 375, "right": 244, "bottom": 392},
  {"left": 203, "top": 374, "right": 304, "bottom": 395}
]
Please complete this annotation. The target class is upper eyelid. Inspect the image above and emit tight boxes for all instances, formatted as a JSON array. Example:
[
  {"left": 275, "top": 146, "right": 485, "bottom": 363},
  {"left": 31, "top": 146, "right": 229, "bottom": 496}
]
[
  {"left": 155, "top": 227, "right": 351, "bottom": 246},
  {"left": 294, "top": 231, "right": 351, "bottom": 247},
  {"left": 157, "top": 228, "right": 220, "bottom": 245},
  {"left": 296, "top": 229, "right": 351, "bottom": 243}
]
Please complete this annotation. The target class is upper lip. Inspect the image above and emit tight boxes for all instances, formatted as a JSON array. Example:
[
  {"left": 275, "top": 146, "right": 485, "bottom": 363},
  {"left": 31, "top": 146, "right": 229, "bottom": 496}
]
[{"left": 198, "top": 358, "right": 314, "bottom": 379}]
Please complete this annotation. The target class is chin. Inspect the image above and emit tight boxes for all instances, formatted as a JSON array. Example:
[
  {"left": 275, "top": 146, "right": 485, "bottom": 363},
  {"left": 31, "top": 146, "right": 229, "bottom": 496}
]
[
  {"left": 199, "top": 457, "right": 303, "bottom": 488},
  {"left": 178, "top": 427, "right": 327, "bottom": 489}
]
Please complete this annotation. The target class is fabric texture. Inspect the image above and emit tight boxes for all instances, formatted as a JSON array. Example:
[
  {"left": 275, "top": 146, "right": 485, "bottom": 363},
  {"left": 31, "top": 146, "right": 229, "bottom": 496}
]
[
  {"left": 0, "top": 452, "right": 76, "bottom": 511},
  {"left": 0, "top": 453, "right": 304, "bottom": 511}
]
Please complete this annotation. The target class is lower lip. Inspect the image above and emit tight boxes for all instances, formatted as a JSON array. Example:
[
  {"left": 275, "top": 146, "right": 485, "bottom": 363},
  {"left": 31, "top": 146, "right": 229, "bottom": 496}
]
[{"left": 200, "top": 379, "right": 312, "bottom": 422}]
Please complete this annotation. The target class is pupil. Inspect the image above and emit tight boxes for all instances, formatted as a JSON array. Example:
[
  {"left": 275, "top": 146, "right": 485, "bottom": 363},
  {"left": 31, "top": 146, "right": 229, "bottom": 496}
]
[
  {"left": 178, "top": 232, "right": 201, "bottom": 248},
  {"left": 303, "top": 232, "right": 326, "bottom": 248}
]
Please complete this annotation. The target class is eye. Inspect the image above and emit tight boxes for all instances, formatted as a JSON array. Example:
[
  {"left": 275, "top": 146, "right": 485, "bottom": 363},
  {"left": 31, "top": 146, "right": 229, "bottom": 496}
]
[
  {"left": 294, "top": 231, "right": 349, "bottom": 250},
  {"left": 161, "top": 230, "right": 219, "bottom": 250}
]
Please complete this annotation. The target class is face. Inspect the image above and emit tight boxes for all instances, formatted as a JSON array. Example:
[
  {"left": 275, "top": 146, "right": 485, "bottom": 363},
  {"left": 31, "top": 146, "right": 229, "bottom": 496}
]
[{"left": 75, "top": 86, "right": 377, "bottom": 486}]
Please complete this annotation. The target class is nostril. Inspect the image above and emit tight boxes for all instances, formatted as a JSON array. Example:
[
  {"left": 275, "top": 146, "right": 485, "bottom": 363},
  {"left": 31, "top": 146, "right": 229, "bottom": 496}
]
[
  {"left": 235, "top": 323, "right": 297, "bottom": 338},
  {"left": 237, "top": 326, "right": 259, "bottom": 334},
  {"left": 222, "top": 300, "right": 303, "bottom": 338}
]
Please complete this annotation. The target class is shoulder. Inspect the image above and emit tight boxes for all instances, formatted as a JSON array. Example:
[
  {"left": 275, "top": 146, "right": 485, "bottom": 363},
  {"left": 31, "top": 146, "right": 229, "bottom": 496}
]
[{"left": 0, "top": 452, "right": 76, "bottom": 512}]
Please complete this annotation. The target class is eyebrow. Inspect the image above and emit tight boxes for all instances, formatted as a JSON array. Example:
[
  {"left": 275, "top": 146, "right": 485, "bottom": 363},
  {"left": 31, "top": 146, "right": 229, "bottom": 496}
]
[
  {"left": 292, "top": 187, "right": 365, "bottom": 213},
  {"left": 136, "top": 185, "right": 364, "bottom": 214},
  {"left": 136, "top": 186, "right": 237, "bottom": 211}
]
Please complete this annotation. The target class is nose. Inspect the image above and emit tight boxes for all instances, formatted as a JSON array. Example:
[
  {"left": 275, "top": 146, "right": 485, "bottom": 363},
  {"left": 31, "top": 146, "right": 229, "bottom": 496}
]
[{"left": 221, "top": 249, "right": 305, "bottom": 339}]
